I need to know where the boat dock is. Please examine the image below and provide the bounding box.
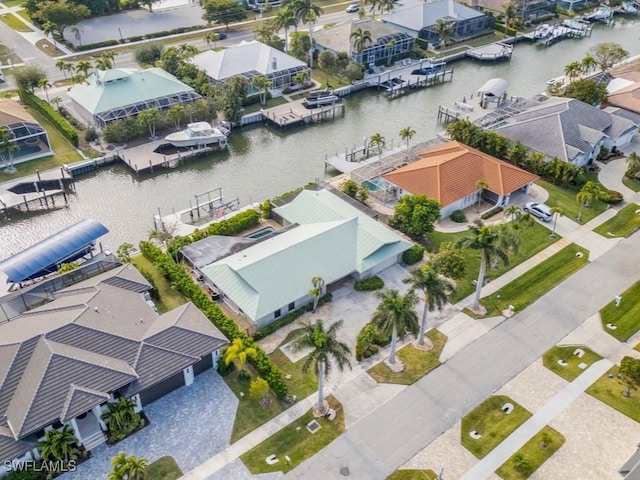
[522,21,592,46]
[466,42,513,61]
[0,168,74,219]
[262,98,345,128]
[117,139,220,174]
[361,59,454,97]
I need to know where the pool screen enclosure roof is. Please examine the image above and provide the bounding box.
[0,219,109,283]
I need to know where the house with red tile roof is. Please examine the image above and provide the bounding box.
[383,141,539,218]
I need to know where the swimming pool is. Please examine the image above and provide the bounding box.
[362,177,392,192]
[246,226,275,239]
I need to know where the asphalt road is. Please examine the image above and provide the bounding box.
[285,232,640,479]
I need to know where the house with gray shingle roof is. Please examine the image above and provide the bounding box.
[0,262,228,475]
[486,96,639,167]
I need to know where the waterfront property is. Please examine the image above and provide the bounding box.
[383,141,538,218]
[607,71,640,115]
[475,0,555,21]
[189,40,310,91]
[200,188,412,329]
[0,260,228,477]
[67,68,201,129]
[381,0,493,43]
[0,99,52,166]
[313,19,415,66]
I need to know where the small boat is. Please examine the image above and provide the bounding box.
[164,122,227,147]
[622,1,638,13]
[561,18,589,30]
[533,24,551,39]
[303,90,339,108]
[584,5,613,21]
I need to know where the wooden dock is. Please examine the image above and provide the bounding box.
[0,168,74,218]
[363,59,454,96]
[466,42,513,61]
[118,139,221,174]
[262,99,345,128]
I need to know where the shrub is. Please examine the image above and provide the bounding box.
[402,245,425,265]
[134,42,164,66]
[450,209,467,223]
[259,200,271,219]
[84,126,98,142]
[494,23,517,35]
[354,276,384,291]
[237,369,251,381]
[76,39,119,51]
[6,469,42,480]
[598,189,624,204]
[217,355,234,376]
[341,179,359,197]
[18,90,79,146]
[481,206,504,220]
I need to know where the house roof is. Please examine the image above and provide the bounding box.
[189,40,308,81]
[607,78,640,115]
[383,141,538,206]
[313,19,409,54]
[0,263,228,459]
[181,235,257,269]
[381,0,485,33]
[67,67,196,115]
[0,99,36,127]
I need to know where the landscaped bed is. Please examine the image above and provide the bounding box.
[461,395,532,459]
[476,244,589,318]
[623,177,640,193]
[147,456,183,480]
[386,469,439,479]
[131,255,187,313]
[495,426,565,480]
[599,280,640,342]
[537,176,607,224]
[542,345,603,382]
[240,395,344,474]
[593,203,640,238]
[367,329,447,385]
[587,366,640,423]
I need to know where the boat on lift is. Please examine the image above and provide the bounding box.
[164,122,228,147]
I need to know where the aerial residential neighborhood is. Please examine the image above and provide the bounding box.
[0,0,640,479]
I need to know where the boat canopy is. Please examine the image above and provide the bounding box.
[477,78,510,98]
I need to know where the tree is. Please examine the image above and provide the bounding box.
[563,61,582,82]
[108,452,148,480]
[254,20,280,48]
[292,319,351,414]
[33,0,90,37]
[475,178,488,212]
[504,204,521,222]
[292,0,323,68]
[580,53,597,74]
[385,38,396,65]
[37,425,79,464]
[14,64,47,93]
[50,96,63,111]
[309,276,325,312]
[204,32,220,50]
[134,42,164,66]
[513,453,531,474]
[70,24,81,45]
[350,27,372,62]
[589,42,629,72]
[274,6,296,52]
[167,105,186,130]
[404,263,453,346]
[456,220,519,312]
[0,127,19,172]
[369,132,385,157]
[432,19,454,57]
[75,60,92,79]
[252,76,271,107]
[42,20,58,48]
[249,377,271,405]
[502,1,518,31]
[432,241,466,280]
[56,59,71,78]
[620,356,640,397]
[318,50,337,87]
[202,0,247,29]
[563,78,608,106]
[550,206,564,238]
[137,108,161,139]
[102,397,141,437]
[102,50,116,68]
[388,194,441,239]
[289,31,311,62]
[626,152,640,179]
[372,289,419,364]
[223,337,257,369]
[576,181,601,222]
[399,126,415,152]
[116,243,134,263]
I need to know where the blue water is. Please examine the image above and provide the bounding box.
[246,226,275,239]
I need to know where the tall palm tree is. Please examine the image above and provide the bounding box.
[274,6,296,52]
[71,25,82,45]
[404,264,453,346]
[550,206,564,238]
[475,178,488,212]
[385,38,396,65]
[433,19,454,58]
[502,1,518,32]
[504,204,521,222]
[350,27,372,63]
[95,57,112,70]
[38,78,52,102]
[372,289,419,364]
[125,455,148,480]
[204,32,219,50]
[564,61,582,83]
[310,276,325,312]
[292,0,323,68]
[50,96,63,111]
[0,127,18,172]
[223,337,257,369]
[364,0,381,19]
[108,451,128,480]
[252,75,271,107]
[576,181,601,223]
[102,50,117,68]
[56,59,71,78]
[399,126,415,152]
[456,220,519,312]
[292,319,351,413]
[580,54,597,74]
[42,21,58,48]
[369,133,385,157]
[75,60,92,79]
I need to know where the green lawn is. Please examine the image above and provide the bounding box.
[622,177,640,193]
[477,244,589,318]
[36,39,66,58]
[428,222,558,303]
[600,280,640,342]
[130,255,187,313]
[0,12,32,32]
[386,469,439,480]
[242,96,289,115]
[16,8,30,23]
[367,329,446,385]
[542,345,603,382]
[587,366,640,422]
[269,347,317,405]
[2,0,25,7]
[537,177,607,224]
[495,426,565,480]
[594,204,640,238]
[240,396,344,474]
[461,395,532,459]
[147,456,183,480]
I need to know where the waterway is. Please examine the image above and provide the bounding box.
[1,19,639,259]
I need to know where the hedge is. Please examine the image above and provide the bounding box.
[139,240,288,398]
[450,209,467,223]
[481,206,504,220]
[18,90,79,147]
[354,276,384,291]
[402,245,425,265]
[494,23,517,36]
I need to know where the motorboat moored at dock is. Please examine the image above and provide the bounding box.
[164,122,228,148]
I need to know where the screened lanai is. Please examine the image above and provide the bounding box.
[0,99,52,165]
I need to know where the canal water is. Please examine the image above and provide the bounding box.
[1,19,639,259]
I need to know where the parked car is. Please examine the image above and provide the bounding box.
[523,202,552,222]
[217,32,227,40]
[346,4,359,12]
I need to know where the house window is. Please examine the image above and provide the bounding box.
[274,308,281,318]
[288,302,295,311]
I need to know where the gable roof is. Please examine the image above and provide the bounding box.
[313,19,410,54]
[382,0,485,32]
[0,99,36,127]
[190,40,307,81]
[383,141,538,206]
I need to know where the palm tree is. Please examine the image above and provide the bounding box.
[108,452,148,480]
[204,32,219,50]
[364,0,381,18]
[274,6,296,52]
[504,204,521,222]
[50,96,63,111]
[252,76,271,107]
[108,451,128,480]
[369,133,385,158]
[71,25,82,45]
[626,152,640,179]
[433,19,455,58]
[167,104,185,130]
[292,0,323,68]
[372,289,419,364]
[404,263,453,347]
[310,276,325,312]
[55,59,70,78]
[576,181,601,222]
[475,178,488,212]
[291,319,351,414]
[75,60,92,79]
[0,127,18,172]
[95,57,112,70]
[564,61,582,82]
[42,21,58,48]
[456,220,519,312]
[385,38,396,65]
[137,108,161,139]
[502,2,518,32]
[223,337,257,369]
[399,126,415,152]
[37,425,80,464]
[581,53,597,74]
[102,50,116,68]
[350,27,372,63]
[38,78,52,102]
[550,206,564,238]
[102,397,140,434]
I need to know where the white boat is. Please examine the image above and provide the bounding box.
[561,18,589,30]
[303,90,340,108]
[164,122,227,148]
[622,1,638,13]
[585,5,613,20]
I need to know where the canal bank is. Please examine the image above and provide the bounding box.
[0,19,638,259]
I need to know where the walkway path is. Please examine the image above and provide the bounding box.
[459,359,613,480]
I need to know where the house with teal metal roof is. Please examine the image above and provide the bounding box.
[67,68,201,128]
[201,189,412,328]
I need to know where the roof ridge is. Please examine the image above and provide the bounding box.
[60,384,108,421]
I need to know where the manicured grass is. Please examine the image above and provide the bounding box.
[537,176,607,224]
[311,67,350,89]
[600,280,640,342]
[240,395,344,474]
[2,0,25,7]
[495,426,565,480]
[0,12,32,32]
[542,345,603,382]
[147,456,183,480]
[242,95,289,115]
[594,204,640,238]
[587,365,640,423]
[130,255,187,313]
[16,9,30,23]
[386,469,438,480]
[428,222,557,303]
[623,177,640,193]
[461,395,532,459]
[477,244,589,318]
[269,347,317,405]
[367,329,446,385]
[35,39,65,58]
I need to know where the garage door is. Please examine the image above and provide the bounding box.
[139,370,186,406]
